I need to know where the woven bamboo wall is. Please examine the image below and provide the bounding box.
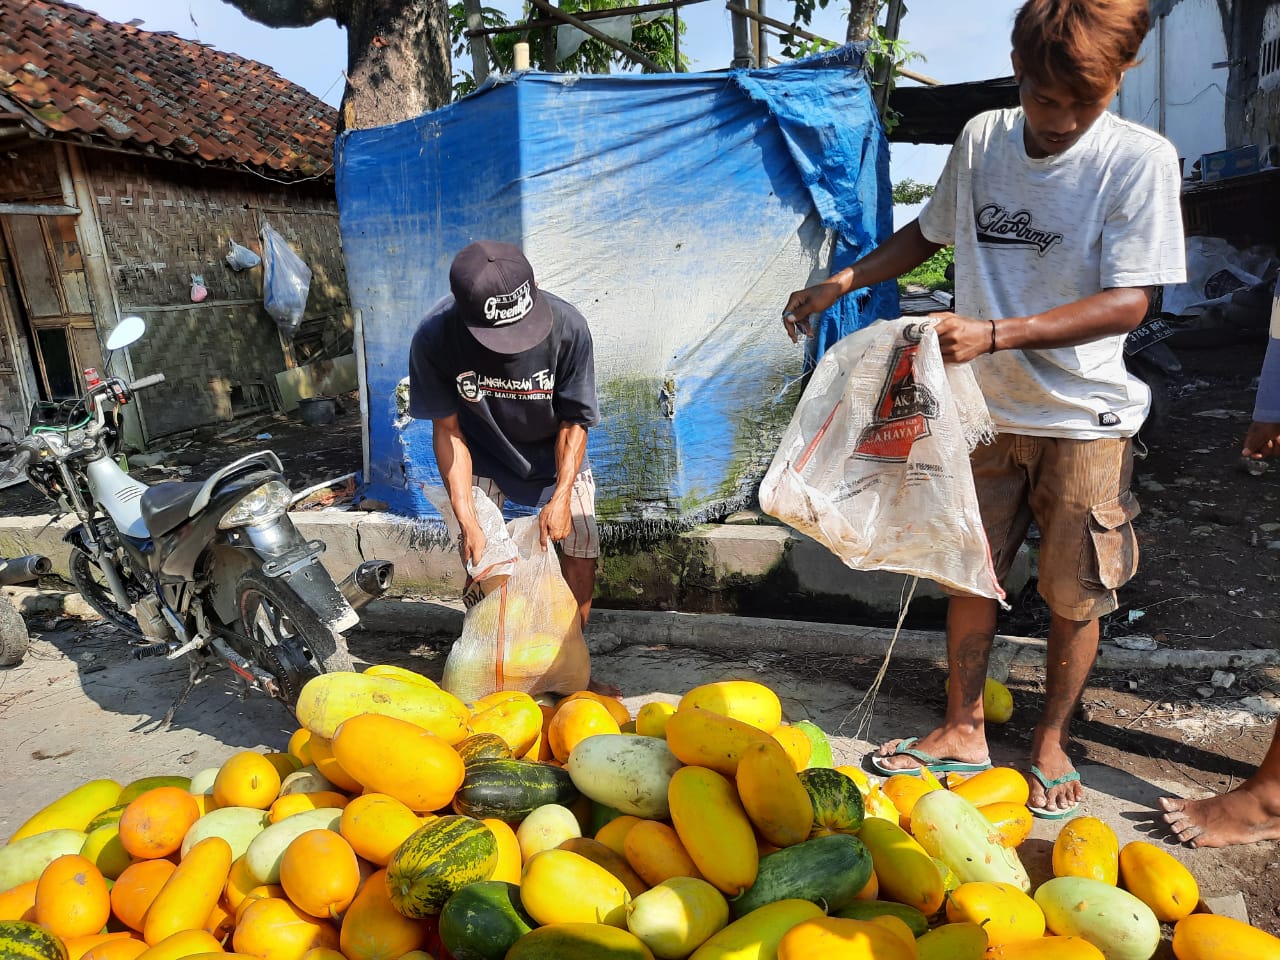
[85,152,353,438]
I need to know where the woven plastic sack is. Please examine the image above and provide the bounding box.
[424,484,519,606]
[442,516,590,702]
[760,319,1004,600]
[261,223,312,339]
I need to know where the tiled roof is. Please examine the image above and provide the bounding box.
[0,0,337,179]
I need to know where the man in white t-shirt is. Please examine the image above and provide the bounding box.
[783,0,1186,818]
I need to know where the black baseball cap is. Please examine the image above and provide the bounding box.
[449,240,553,355]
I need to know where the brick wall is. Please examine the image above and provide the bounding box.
[84,152,353,439]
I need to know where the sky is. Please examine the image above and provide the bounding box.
[74,0,1024,223]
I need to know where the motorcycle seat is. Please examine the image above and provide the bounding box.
[140,481,204,536]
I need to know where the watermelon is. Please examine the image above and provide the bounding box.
[731,833,872,918]
[439,880,534,960]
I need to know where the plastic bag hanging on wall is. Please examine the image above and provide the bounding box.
[226,239,261,271]
[261,223,312,339]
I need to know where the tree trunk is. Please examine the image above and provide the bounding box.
[846,0,879,43]
[340,0,452,128]
[221,0,452,129]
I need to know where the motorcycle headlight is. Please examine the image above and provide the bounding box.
[218,480,294,529]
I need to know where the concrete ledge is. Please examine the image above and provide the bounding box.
[355,599,1280,676]
[0,507,1031,621]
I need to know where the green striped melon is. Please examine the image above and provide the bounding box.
[452,759,579,823]
[455,733,514,767]
[0,920,69,960]
[798,767,864,835]
[386,815,498,917]
[84,804,127,834]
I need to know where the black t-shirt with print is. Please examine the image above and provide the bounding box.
[408,291,599,507]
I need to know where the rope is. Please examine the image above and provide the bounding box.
[837,574,918,740]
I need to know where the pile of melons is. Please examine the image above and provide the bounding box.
[1,669,1277,960]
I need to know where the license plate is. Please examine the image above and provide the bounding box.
[1124,318,1175,356]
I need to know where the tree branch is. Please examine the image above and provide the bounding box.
[219,0,338,29]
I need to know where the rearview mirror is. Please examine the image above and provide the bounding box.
[105,316,145,351]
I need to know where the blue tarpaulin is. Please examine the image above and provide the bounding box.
[337,45,896,539]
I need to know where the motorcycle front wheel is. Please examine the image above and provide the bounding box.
[236,569,354,704]
[69,549,144,640]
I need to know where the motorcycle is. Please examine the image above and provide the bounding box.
[1123,286,1182,444]
[0,317,392,715]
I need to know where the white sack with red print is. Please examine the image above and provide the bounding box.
[759,319,1004,600]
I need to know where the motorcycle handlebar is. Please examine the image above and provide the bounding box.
[0,448,32,482]
[128,373,166,390]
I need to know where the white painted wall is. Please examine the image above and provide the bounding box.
[1116,0,1229,175]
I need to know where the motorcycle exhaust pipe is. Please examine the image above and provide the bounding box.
[0,554,52,586]
[338,560,394,613]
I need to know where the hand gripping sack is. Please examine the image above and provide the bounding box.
[442,516,590,702]
[424,483,519,605]
[759,319,1004,600]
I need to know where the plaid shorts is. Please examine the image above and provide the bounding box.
[970,434,1139,621]
[473,467,599,559]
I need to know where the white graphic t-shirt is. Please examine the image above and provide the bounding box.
[918,108,1186,438]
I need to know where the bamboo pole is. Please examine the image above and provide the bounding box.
[465,0,707,37]
[525,0,665,71]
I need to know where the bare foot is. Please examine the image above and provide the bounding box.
[1028,737,1083,813]
[1159,788,1280,848]
[873,727,989,773]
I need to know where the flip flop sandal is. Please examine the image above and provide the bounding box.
[1027,765,1082,820]
[868,736,994,778]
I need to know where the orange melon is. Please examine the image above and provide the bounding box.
[233,897,339,960]
[339,869,430,960]
[110,859,178,932]
[279,830,361,919]
[35,854,111,940]
[118,788,201,860]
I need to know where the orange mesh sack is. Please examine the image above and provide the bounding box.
[442,516,590,702]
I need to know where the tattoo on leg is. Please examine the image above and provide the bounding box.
[954,633,991,704]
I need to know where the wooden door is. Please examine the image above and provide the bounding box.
[0,204,102,399]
